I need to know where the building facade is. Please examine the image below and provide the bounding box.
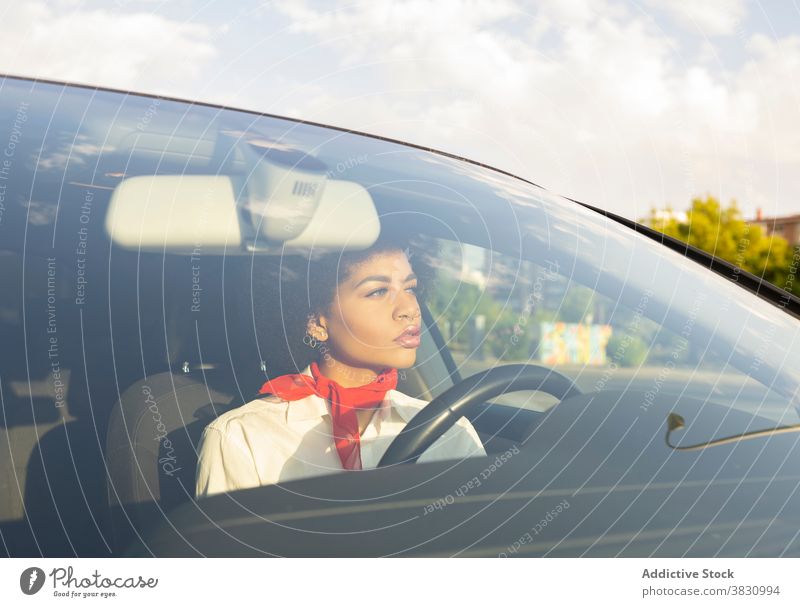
[751,209,800,246]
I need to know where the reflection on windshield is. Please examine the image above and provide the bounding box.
[3,75,798,414]
[373,153,800,412]
[425,233,799,427]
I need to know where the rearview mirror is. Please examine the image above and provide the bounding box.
[105,148,381,254]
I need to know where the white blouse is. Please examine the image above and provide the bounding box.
[195,365,487,498]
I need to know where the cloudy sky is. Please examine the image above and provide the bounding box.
[1,0,798,221]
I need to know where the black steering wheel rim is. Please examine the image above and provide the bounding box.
[378,363,582,467]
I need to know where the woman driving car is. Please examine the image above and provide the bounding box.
[195,229,486,497]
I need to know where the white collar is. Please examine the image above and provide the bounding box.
[265,364,425,424]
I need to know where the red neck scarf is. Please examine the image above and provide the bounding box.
[257,361,398,470]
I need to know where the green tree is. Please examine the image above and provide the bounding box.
[427,273,540,360]
[643,195,799,297]
[605,333,649,367]
[559,285,594,323]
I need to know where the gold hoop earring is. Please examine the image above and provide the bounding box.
[305,328,327,345]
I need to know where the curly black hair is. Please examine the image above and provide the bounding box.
[243,227,439,377]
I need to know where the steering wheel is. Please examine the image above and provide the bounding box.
[377,363,583,467]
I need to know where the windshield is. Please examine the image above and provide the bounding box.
[2,76,800,557]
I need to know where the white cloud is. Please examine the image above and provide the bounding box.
[738,33,800,162]
[0,2,216,90]
[249,0,800,220]
[645,0,747,36]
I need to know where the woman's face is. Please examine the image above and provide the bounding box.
[313,249,422,376]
